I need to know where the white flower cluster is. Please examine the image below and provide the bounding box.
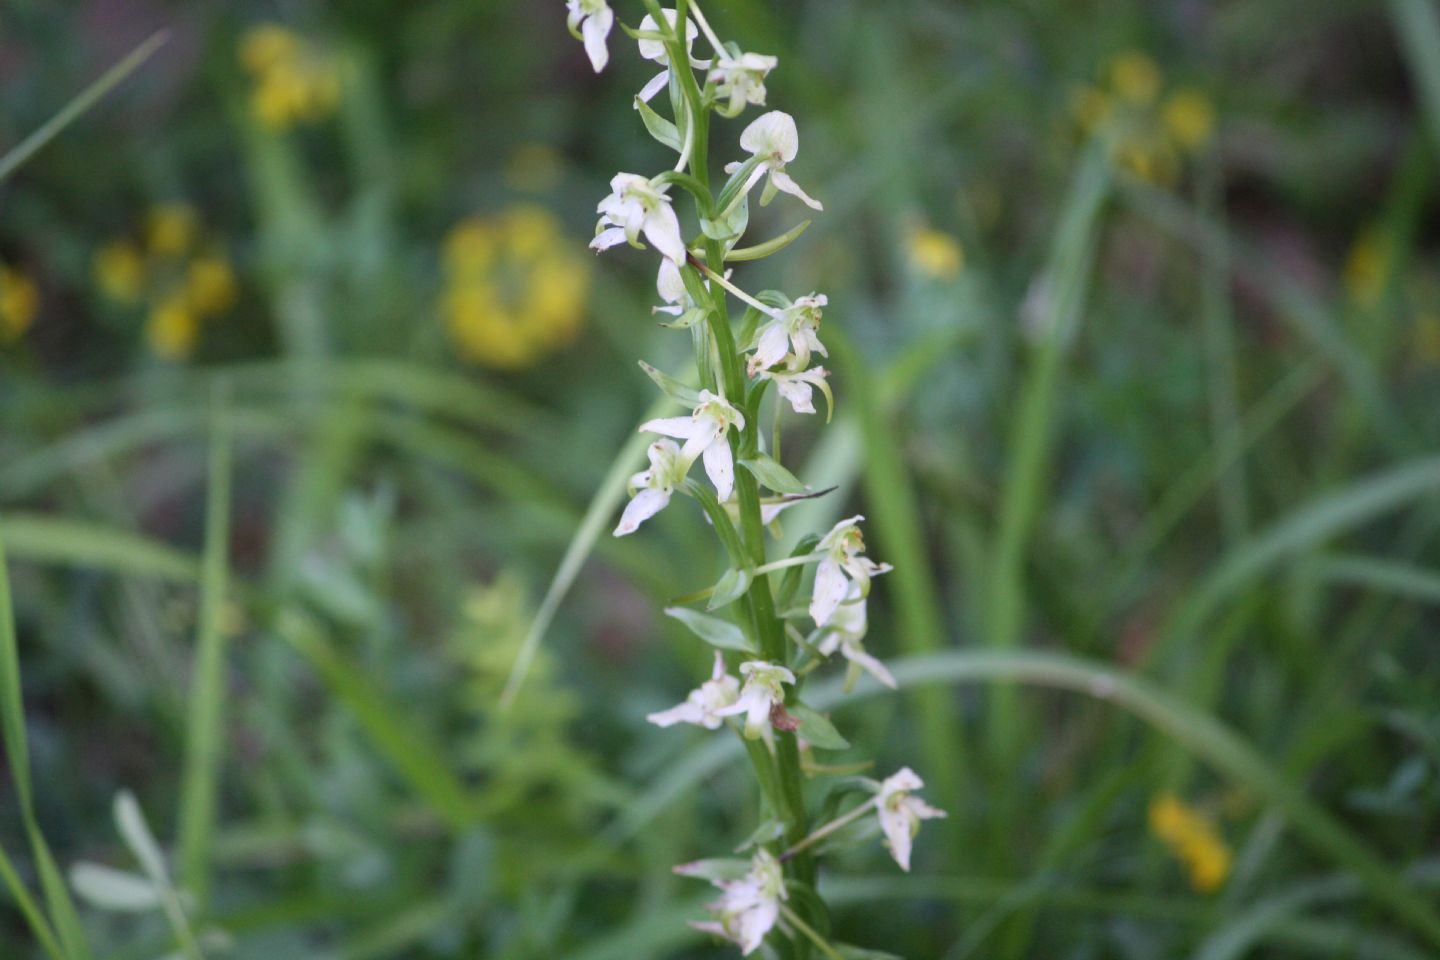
[566,3,942,954]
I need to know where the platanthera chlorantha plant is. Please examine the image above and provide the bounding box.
[567,1,946,955]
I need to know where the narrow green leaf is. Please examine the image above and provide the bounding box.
[0,31,169,183]
[726,220,812,262]
[0,519,94,958]
[282,614,477,830]
[500,389,681,709]
[707,567,754,611]
[634,96,683,151]
[664,606,755,653]
[790,703,850,751]
[741,455,808,495]
[639,360,702,407]
[177,391,234,912]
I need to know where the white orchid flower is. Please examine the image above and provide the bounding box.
[715,660,795,739]
[684,849,786,955]
[708,50,778,116]
[635,10,706,103]
[647,651,740,729]
[817,582,895,690]
[592,173,687,264]
[725,111,823,211]
[614,438,689,536]
[747,293,827,376]
[810,515,892,627]
[565,0,614,72]
[759,364,831,417]
[875,767,947,872]
[639,390,745,501]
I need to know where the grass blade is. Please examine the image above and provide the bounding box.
[499,391,673,709]
[1,514,200,583]
[0,30,169,183]
[176,389,235,913]
[0,520,93,958]
[1390,0,1440,154]
[279,614,478,831]
[604,650,1440,947]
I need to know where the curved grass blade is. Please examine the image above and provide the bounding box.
[1156,454,1440,665]
[602,650,1440,947]
[499,392,673,709]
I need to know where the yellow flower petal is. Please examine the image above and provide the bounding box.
[147,296,200,360]
[0,266,38,342]
[94,241,147,304]
[146,204,199,257]
[1163,89,1216,152]
[1109,50,1161,106]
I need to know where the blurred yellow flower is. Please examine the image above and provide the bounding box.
[1109,51,1161,106]
[1114,137,1179,189]
[442,206,589,370]
[240,23,341,131]
[1069,84,1112,134]
[506,143,565,193]
[0,266,38,343]
[906,226,964,281]
[1149,792,1232,893]
[1077,53,1214,188]
[185,256,239,315]
[1344,226,1390,308]
[147,295,200,360]
[94,241,146,304]
[146,204,198,257]
[96,209,239,360]
[1162,89,1215,152]
[1415,312,1440,364]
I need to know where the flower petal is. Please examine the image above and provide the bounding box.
[703,436,735,501]
[614,487,671,536]
[809,558,848,626]
[769,169,823,211]
[581,7,612,71]
[878,804,915,872]
[643,201,688,264]
[637,68,670,104]
[740,110,799,162]
[646,699,704,727]
[638,416,696,439]
[590,226,628,253]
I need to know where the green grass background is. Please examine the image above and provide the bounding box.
[1,0,1439,956]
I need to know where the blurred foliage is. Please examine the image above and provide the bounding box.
[1,0,1440,958]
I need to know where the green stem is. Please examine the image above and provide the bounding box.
[780,904,844,960]
[780,798,876,862]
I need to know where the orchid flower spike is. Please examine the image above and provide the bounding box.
[875,767,947,871]
[708,50,778,117]
[810,515,893,627]
[639,390,745,501]
[636,9,707,104]
[682,849,786,955]
[817,581,896,689]
[747,293,828,376]
[565,0,613,72]
[726,111,823,211]
[614,438,690,536]
[647,651,741,729]
[715,660,795,739]
[592,173,687,264]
